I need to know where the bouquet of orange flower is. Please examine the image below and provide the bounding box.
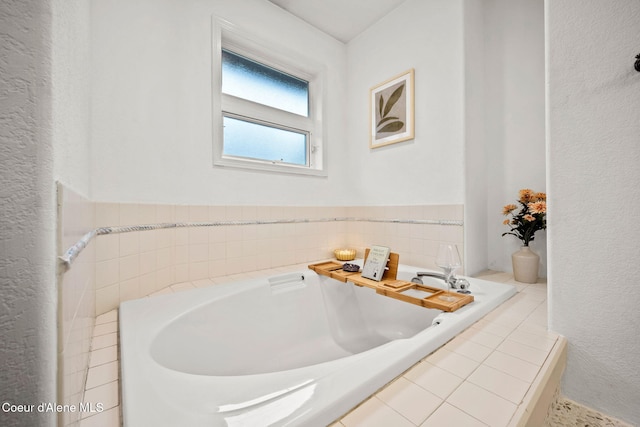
[502,189,547,246]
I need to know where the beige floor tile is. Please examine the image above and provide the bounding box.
[404,361,464,400]
[79,407,120,427]
[425,348,479,379]
[497,339,549,366]
[499,304,538,321]
[471,318,517,338]
[377,377,442,425]
[85,361,119,390]
[420,402,487,427]
[448,382,517,427]
[474,271,513,282]
[89,345,118,368]
[341,397,414,427]
[81,380,119,417]
[515,322,556,339]
[483,351,540,383]
[467,365,531,405]
[458,327,504,349]
[91,332,117,351]
[93,321,117,337]
[506,328,557,353]
[445,336,493,363]
[95,310,118,325]
[480,310,523,328]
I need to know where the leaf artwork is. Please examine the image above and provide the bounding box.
[376,83,405,135]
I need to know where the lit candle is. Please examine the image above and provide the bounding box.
[334,249,356,261]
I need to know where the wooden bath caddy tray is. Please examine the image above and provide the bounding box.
[308,250,473,312]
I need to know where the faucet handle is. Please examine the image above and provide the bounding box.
[453,278,471,293]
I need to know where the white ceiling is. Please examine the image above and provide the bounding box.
[267,0,408,43]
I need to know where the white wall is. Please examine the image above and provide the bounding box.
[0,1,57,426]
[484,0,546,275]
[52,0,92,197]
[89,0,546,277]
[90,0,349,206]
[345,0,545,276]
[346,0,465,206]
[546,0,640,424]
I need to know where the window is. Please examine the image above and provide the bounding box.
[212,19,326,175]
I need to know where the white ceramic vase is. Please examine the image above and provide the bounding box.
[512,246,539,284]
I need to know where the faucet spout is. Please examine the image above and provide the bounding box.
[411,271,470,292]
[415,271,448,282]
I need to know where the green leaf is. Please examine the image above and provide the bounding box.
[377,116,399,127]
[383,84,404,117]
[378,95,383,117]
[378,120,404,133]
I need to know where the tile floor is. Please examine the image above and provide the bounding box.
[78,266,556,427]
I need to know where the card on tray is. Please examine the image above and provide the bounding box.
[361,245,390,281]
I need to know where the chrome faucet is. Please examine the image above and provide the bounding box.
[411,271,471,293]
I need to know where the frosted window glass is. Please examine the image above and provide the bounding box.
[223,116,307,166]
[222,49,309,117]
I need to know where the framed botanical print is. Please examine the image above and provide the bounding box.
[369,69,415,148]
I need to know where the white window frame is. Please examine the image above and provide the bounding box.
[211,17,327,176]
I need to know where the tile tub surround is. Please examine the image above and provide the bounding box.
[90,203,464,315]
[80,267,572,427]
[57,184,96,427]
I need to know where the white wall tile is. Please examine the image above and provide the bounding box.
[188,228,208,245]
[119,231,139,257]
[119,203,139,226]
[119,278,140,302]
[96,234,119,261]
[175,228,188,245]
[174,263,188,283]
[174,205,189,222]
[209,206,225,221]
[119,254,139,282]
[189,261,209,281]
[139,230,157,253]
[138,203,157,224]
[96,284,119,315]
[189,244,208,263]
[95,203,120,227]
[139,272,157,297]
[156,204,174,223]
[95,259,119,289]
[189,205,209,222]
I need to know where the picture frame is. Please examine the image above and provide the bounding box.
[369,69,415,148]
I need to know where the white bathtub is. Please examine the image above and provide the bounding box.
[120,263,515,426]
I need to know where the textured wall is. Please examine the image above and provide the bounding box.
[52,0,92,197]
[547,0,640,424]
[0,0,57,426]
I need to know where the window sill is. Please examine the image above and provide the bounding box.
[214,156,327,177]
